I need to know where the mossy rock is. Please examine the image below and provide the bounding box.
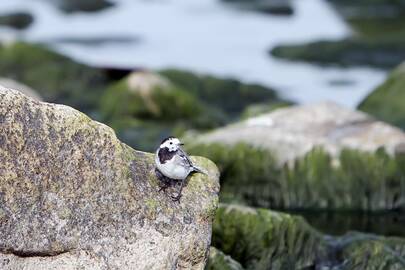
[205,247,244,270]
[51,0,114,13]
[0,12,33,30]
[188,143,405,211]
[0,42,109,112]
[271,38,405,69]
[211,204,325,270]
[100,72,219,126]
[159,69,285,118]
[358,62,405,130]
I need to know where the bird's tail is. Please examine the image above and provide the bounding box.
[192,165,208,175]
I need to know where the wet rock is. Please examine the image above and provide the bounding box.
[205,247,244,270]
[0,88,220,269]
[0,12,33,30]
[359,62,405,130]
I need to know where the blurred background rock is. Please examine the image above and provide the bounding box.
[1,0,405,269]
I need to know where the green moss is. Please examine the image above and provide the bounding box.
[358,63,405,130]
[188,143,405,211]
[0,42,109,112]
[212,204,324,270]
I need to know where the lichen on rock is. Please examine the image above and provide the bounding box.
[0,87,220,269]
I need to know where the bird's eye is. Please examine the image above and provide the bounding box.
[170,142,173,145]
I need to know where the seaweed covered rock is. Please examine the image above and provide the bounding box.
[211,204,325,270]
[0,12,33,30]
[341,233,405,269]
[271,0,405,68]
[359,62,405,130]
[48,0,114,13]
[100,71,224,151]
[220,0,293,15]
[0,88,220,270]
[188,103,405,210]
[0,42,109,112]
[159,69,286,119]
[271,39,405,69]
[205,247,244,270]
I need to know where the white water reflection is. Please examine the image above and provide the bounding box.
[0,0,386,107]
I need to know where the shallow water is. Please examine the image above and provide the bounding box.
[0,0,387,108]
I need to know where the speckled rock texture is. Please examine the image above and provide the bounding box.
[0,87,220,270]
[196,101,405,165]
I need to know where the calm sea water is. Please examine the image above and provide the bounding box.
[0,0,387,108]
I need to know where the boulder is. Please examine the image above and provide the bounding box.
[195,102,405,165]
[188,103,405,211]
[211,204,325,270]
[0,12,33,30]
[359,62,405,130]
[0,87,220,269]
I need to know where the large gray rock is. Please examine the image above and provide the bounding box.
[0,87,220,269]
[196,101,405,165]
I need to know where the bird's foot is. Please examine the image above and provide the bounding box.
[171,193,182,203]
[155,168,173,192]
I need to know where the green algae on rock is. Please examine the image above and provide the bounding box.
[359,62,405,130]
[159,69,284,119]
[0,12,33,30]
[0,87,220,270]
[211,204,325,270]
[205,247,244,270]
[0,42,109,112]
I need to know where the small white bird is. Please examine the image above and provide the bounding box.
[155,136,205,201]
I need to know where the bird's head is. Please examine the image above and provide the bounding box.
[160,136,184,152]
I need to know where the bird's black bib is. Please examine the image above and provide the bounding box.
[158,147,177,164]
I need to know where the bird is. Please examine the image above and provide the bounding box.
[155,136,205,202]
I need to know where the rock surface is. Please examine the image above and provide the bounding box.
[195,101,405,165]
[0,87,220,270]
[0,12,33,30]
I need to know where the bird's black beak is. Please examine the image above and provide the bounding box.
[180,143,185,146]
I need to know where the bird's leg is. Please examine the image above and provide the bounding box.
[171,177,186,202]
[155,168,172,192]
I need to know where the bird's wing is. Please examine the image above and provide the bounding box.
[175,148,193,168]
